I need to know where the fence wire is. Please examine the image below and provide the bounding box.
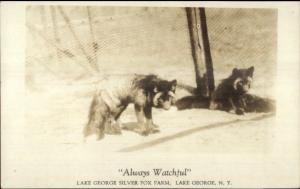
[26,6,277,89]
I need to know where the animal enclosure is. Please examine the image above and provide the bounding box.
[25,6,277,153]
[26,6,277,98]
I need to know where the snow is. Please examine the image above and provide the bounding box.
[24,82,275,154]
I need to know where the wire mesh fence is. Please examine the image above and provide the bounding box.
[26,5,277,96]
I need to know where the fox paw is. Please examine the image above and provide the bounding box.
[150,128,160,134]
[139,129,150,136]
[96,129,105,140]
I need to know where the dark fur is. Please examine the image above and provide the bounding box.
[242,93,276,113]
[176,67,275,114]
[176,95,210,110]
[84,74,177,140]
[133,74,176,107]
[210,66,254,115]
[176,93,275,113]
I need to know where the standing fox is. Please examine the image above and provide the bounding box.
[84,74,177,140]
[209,66,255,115]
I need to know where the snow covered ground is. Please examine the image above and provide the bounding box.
[24,81,275,154]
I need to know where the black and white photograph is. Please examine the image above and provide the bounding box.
[1,2,299,188]
[25,5,277,151]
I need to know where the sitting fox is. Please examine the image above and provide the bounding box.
[84,74,177,140]
[209,66,254,115]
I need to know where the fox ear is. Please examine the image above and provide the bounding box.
[247,66,254,77]
[170,79,177,91]
[232,68,238,75]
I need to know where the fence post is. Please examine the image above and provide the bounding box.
[186,7,215,97]
[199,8,215,96]
[186,7,203,94]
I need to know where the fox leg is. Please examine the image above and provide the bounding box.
[134,104,150,136]
[144,106,160,133]
[228,97,238,114]
[229,97,245,115]
[235,98,246,115]
[106,105,127,135]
